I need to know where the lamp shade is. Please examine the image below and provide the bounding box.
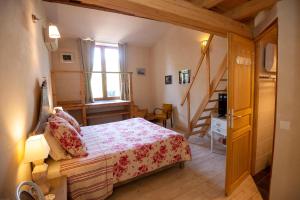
[48,24,61,39]
[24,135,50,164]
[200,40,208,51]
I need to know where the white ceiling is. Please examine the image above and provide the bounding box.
[43,2,173,47]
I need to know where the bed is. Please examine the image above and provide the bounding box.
[50,118,191,199]
[35,81,191,200]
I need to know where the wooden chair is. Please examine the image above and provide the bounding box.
[152,104,173,128]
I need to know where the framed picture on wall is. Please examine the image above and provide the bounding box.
[60,52,74,63]
[179,69,191,84]
[165,75,172,84]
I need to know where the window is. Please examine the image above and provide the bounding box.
[91,45,121,100]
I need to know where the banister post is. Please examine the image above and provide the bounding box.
[187,92,191,136]
[206,46,211,94]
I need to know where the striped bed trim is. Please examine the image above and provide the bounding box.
[60,142,114,200]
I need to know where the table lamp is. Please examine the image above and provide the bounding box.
[24,134,50,194]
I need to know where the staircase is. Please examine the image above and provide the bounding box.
[191,73,227,136]
[181,34,227,138]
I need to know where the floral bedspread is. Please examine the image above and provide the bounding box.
[60,118,191,200]
[81,118,192,183]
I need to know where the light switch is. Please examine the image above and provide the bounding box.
[279,121,290,130]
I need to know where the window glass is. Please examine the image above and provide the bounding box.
[105,48,120,97]
[91,47,103,98]
[91,46,121,99]
[93,47,101,71]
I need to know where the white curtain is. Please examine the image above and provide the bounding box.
[80,39,95,103]
[118,43,129,100]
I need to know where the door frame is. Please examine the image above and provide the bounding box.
[251,20,278,176]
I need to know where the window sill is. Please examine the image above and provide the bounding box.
[85,99,131,108]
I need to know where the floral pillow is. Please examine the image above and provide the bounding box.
[54,109,82,135]
[48,116,88,157]
[43,122,72,161]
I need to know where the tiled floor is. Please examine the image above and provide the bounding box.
[108,134,262,200]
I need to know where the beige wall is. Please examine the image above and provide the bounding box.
[150,26,227,129]
[127,45,152,109]
[0,0,51,198]
[270,0,300,199]
[52,39,152,109]
[52,38,82,103]
[254,26,277,174]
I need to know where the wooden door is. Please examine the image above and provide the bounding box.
[225,33,255,195]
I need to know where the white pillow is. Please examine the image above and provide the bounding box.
[43,123,72,161]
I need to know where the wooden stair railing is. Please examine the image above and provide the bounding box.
[181,34,214,106]
[191,55,227,126]
[180,34,213,134]
[193,85,228,136]
[182,54,227,137]
[190,55,227,136]
[180,33,228,138]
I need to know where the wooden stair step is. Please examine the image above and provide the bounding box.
[198,116,210,120]
[208,99,218,103]
[191,130,207,136]
[194,123,210,128]
[214,89,227,93]
[204,107,217,112]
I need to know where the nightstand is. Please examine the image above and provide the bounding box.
[47,176,67,200]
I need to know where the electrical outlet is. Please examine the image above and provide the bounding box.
[279,121,290,130]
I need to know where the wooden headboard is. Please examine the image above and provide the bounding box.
[32,80,52,135]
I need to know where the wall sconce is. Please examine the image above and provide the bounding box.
[201,40,208,52]
[32,14,40,23]
[44,24,60,51]
[32,13,61,51]
[48,24,61,39]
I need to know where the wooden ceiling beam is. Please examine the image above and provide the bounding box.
[44,0,252,38]
[225,0,277,21]
[190,0,225,9]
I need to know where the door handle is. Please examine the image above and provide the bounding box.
[228,111,247,128]
[233,113,248,118]
[233,115,242,118]
[228,109,234,128]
